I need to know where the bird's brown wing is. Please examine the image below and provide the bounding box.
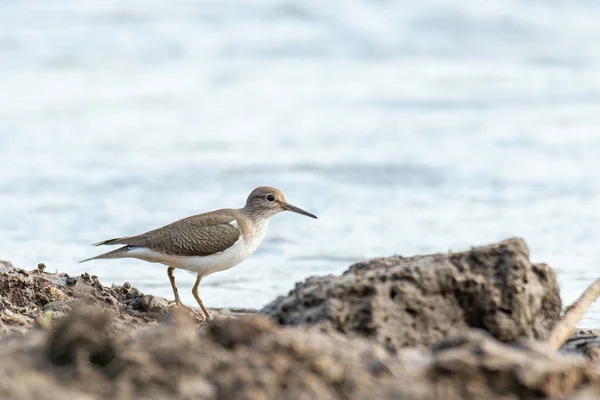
[94,211,242,257]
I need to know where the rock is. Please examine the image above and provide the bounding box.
[0,308,598,400]
[0,308,419,400]
[375,329,598,400]
[426,330,596,399]
[0,236,598,400]
[46,306,120,375]
[0,264,242,335]
[261,238,562,350]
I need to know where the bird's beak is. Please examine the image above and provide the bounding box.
[282,202,317,219]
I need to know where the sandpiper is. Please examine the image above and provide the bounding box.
[79,186,316,320]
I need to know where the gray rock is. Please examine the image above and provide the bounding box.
[262,238,562,349]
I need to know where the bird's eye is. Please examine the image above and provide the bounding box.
[266,194,275,202]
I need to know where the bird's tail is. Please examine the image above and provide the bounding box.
[91,237,130,246]
[79,246,130,263]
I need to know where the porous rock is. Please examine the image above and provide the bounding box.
[374,329,598,400]
[0,307,597,400]
[0,261,257,337]
[0,264,172,336]
[261,238,562,349]
[0,307,422,400]
[426,330,596,399]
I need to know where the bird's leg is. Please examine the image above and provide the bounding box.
[167,268,201,318]
[167,267,183,306]
[192,276,212,320]
[167,267,195,315]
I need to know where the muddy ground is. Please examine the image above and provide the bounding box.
[1,238,600,399]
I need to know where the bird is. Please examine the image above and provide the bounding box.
[79,186,317,320]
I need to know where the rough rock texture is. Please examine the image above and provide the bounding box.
[424,330,596,400]
[0,237,598,399]
[0,308,597,400]
[375,329,599,400]
[0,307,418,400]
[0,262,252,336]
[262,238,562,350]
[0,261,169,336]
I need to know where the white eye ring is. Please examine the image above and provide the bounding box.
[266,194,275,202]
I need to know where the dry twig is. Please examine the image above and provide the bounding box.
[548,278,600,350]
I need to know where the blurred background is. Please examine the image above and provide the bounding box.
[1,1,600,324]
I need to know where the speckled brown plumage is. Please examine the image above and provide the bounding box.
[80,186,317,319]
[93,210,241,256]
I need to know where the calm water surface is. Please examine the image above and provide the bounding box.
[2,1,600,325]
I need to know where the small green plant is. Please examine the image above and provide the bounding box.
[37,310,54,329]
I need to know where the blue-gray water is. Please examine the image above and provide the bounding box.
[1,1,600,325]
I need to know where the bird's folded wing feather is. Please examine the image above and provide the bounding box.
[96,213,242,257]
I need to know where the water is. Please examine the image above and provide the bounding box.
[1,0,600,325]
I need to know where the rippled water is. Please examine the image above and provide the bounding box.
[2,1,600,325]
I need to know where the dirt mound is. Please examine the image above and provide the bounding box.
[0,307,597,400]
[261,238,562,350]
[0,307,416,399]
[425,330,596,399]
[0,261,172,335]
[0,262,251,337]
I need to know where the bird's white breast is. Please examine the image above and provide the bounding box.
[124,219,269,278]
